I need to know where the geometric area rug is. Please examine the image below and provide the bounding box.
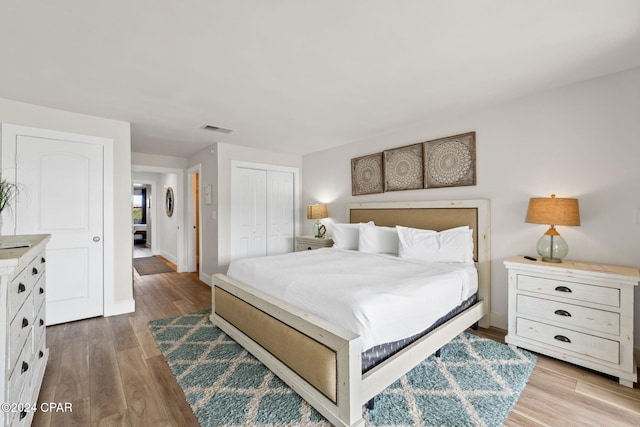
[149,309,536,427]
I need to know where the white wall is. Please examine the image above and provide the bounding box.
[0,97,134,314]
[188,146,217,284]
[302,67,640,343]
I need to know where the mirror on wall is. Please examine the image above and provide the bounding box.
[165,187,174,217]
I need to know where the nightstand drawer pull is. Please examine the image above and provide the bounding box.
[19,410,27,420]
[554,335,571,343]
[21,361,29,374]
[22,317,29,328]
[32,267,38,275]
[554,309,572,317]
[554,286,572,293]
[18,283,26,293]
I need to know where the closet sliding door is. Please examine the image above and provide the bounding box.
[230,162,297,263]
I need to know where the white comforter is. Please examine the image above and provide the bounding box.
[226,248,478,351]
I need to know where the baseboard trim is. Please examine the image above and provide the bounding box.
[199,272,212,287]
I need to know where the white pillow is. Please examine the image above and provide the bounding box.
[330,222,373,250]
[358,222,399,254]
[397,225,474,263]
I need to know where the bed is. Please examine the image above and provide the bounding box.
[210,200,490,427]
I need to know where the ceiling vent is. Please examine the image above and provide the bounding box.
[201,124,233,134]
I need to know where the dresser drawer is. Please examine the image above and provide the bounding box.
[517,295,620,336]
[8,334,34,403]
[8,296,34,371]
[34,301,46,351]
[34,276,46,312]
[8,267,32,319]
[517,318,619,364]
[517,274,619,307]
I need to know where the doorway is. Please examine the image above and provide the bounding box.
[187,165,201,274]
[1,124,112,325]
[132,183,152,258]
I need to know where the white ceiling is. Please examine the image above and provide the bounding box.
[1,1,639,158]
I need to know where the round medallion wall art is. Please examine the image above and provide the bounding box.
[383,143,423,191]
[427,140,472,185]
[350,132,476,195]
[424,132,476,188]
[351,153,384,195]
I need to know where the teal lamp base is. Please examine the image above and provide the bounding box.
[536,228,568,263]
[312,221,326,238]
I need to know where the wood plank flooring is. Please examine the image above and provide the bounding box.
[32,265,639,426]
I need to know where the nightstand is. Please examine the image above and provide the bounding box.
[295,236,334,251]
[504,256,639,387]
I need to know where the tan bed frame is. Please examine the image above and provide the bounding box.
[211,200,491,426]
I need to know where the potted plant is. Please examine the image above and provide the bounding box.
[0,177,18,215]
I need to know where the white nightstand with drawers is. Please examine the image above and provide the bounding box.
[295,236,334,252]
[504,256,639,387]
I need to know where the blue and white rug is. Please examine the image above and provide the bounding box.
[149,309,536,427]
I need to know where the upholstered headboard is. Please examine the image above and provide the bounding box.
[350,207,479,261]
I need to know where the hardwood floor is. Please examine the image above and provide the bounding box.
[32,265,639,426]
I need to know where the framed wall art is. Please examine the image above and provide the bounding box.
[351,153,384,196]
[424,132,476,188]
[384,143,423,192]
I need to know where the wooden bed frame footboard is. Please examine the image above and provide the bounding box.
[211,274,487,427]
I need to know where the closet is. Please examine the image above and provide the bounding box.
[230,162,296,262]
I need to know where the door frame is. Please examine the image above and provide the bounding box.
[131,164,185,272]
[1,123,115,316]
[187,164,202,274]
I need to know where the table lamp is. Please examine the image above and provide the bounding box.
[307,204,328,238]
[525,194,580,263]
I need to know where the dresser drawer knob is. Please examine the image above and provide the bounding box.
[19,410,27,420]
[39,319,44,326]
[554,309,572,317]
[32,267,38,275]
[307,246,312,250]
[18,283,26,293]
[39,287,44,294]
[21,361,29,374]
[39,350,44,359]
[22,317,29,328]
[41,256,46,264]
[554,286,572,293]
[554,335,571,343]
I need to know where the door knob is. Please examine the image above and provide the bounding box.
[93,236,101,242]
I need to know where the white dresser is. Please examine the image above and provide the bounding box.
[504,256,639,387]
[0,235,50,426]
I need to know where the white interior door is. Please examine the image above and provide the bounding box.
[267,170,294,255]
[14,135,104,325]
[231,167,267,261]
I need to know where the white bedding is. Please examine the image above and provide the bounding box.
[226,248,478,352]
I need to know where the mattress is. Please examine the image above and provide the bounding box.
[226,248,478,352]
